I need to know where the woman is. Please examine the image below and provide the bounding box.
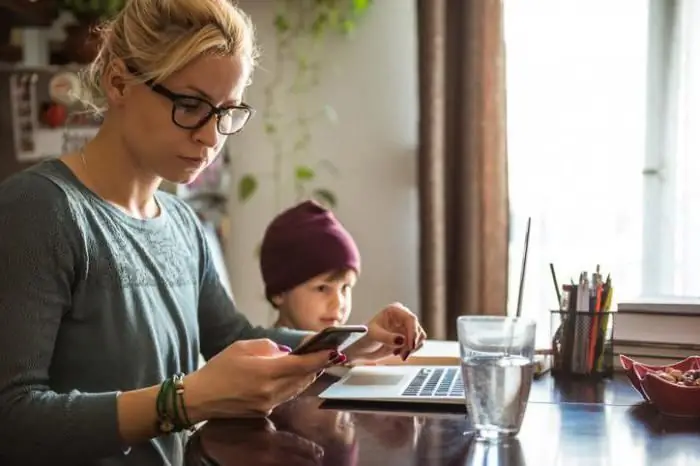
[0,1,426,465]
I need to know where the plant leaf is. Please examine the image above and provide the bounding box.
[274,13,290,33]
[313,188,337,208]
[238,175,257,202]
[264,122,276,134]
[354,0,370,10]
[295,165,315,181]
[341,19,355,34]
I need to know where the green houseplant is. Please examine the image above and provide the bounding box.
[58,0,125,64]
[58,0,125,23]
[236,0,373,212]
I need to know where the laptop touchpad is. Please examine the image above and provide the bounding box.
[342,373,405,386]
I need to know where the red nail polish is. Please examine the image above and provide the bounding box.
[333,353,347,365]
[394,336,405,345]
[393,348,401,356]
[278,344,292,353]
[329,351,339,361]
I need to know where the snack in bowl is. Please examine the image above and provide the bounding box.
[619,354,699,400]
[619,355,700,417]
[653,367,700,387]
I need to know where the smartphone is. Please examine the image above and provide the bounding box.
[290,325,368,355]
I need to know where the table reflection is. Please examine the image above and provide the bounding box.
[465,438,525,466]
[199,417,324,466]
[187,374,700,466]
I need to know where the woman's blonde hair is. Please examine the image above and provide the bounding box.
[80,0,258,115]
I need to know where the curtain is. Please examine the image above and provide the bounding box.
[416,0,510,340]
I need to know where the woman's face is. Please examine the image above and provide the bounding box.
[110,53,251,184]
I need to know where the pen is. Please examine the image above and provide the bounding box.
[595,276,614,372]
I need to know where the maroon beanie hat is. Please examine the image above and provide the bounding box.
[260,200,361,299]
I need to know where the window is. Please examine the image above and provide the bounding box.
[656,0,700,297]
[503,0,649,346]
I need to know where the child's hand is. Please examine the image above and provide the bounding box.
[344,303,427,363]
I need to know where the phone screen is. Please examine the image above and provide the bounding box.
[290,325,367,355]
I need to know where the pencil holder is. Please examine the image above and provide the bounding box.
[550,310,614,378]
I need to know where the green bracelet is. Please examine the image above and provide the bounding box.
[155,373,193,434]
[173,373,193,428]
[156,378,175,434]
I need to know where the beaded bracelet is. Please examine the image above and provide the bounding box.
[173,373,192,427]
[156,373,193,434]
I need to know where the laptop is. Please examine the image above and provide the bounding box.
[319,217,533,406]
[319,364,466,405]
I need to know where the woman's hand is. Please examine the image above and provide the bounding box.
[345,303,427,363]
[184,339,345,420]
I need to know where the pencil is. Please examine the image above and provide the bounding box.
[549,263,562,309]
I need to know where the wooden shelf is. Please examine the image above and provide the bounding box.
[0,45,22,63]
[0,0,59,27]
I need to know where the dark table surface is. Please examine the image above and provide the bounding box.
[185,372,700,466]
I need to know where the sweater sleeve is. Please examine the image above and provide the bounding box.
[0,174,124,465]
[195,223,311,360]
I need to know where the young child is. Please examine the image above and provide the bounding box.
[260,200,361,332]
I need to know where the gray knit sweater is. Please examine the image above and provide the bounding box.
[0,160,308,465]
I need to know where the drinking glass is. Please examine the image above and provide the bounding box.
[457,316,537,441]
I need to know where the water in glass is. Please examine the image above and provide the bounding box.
[457,316,536,441]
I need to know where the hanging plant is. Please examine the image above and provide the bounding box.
[236,0,373,212]
[57,0,126,64]
[58,0,124,23]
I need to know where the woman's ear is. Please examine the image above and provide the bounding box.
[101,59,131,107]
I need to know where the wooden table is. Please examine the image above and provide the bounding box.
[185,373,700,466]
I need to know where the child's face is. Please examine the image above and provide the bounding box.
[274,269,357,332]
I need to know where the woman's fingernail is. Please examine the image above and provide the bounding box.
[329,351,339,361]
[278,344,292,353]
[402,351,410,361]
[393,348,401,356]
[394,336,405,345]
[332,353,348,365]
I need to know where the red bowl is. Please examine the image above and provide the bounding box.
[619,355,700,417]
[618,355,698,400]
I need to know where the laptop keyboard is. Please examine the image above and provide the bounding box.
[401,367,464,398]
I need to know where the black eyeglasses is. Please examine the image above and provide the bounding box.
[127,66,254,135]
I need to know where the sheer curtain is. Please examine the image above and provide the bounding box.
[503,0,649,346]
[669,0,700,297]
